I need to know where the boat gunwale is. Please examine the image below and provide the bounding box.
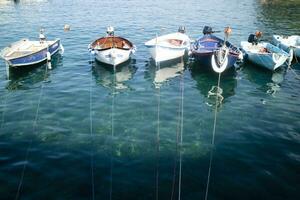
[4,39,60,61]
[89,36,134,51]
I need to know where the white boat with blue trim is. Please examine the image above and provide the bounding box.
[145,27,191,63]
[0,30,63,68]
[272,35,300,58]
[241,41,291,71]
[241,32,292,71]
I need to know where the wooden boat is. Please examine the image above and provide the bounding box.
[0,30,63,68]
[241,41,291,71]
[190,26,241,72]
[272,35,300,58]
[145,27,190,63]
[88,26,135,66]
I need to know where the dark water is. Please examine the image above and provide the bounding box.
[0,0,300,199]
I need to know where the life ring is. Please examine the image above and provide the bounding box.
[211,48,228,73]
[193,42,198,50]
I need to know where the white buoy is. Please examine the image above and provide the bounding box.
[288,47,294,67]
[64,24,71,32]
[59,44,64,55]
[5,62,9,79]
[47,52,52,69]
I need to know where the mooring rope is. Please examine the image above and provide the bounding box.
[170,76,182,200]
[155,61,161,200]
[205,73,222,200]
[0,92,9,131]
[110,66,116,200]
[177,64,184,200]
[90,66,95,200]
[15,64,49,200]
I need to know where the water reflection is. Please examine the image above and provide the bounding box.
[189,62,237,105]
[92,60,137,90]
[144,57,186,88]
[256,0,300,35]
[242,63,286,96]
[5,55,62,91]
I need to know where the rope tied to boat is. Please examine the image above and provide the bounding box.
[155,61,161,200]
[15,62,50,200]
[89,64,95,200]
[205,72,222,200]
[286,46,300,80]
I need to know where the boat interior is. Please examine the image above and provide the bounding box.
[91,37,133,50]
[3,40,52,59]
[165,39,183,46]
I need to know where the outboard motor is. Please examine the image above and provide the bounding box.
[248,31,262,45]
[106,26,114,36]
[203,26,213,35]
[248,34,258,45]
[178,26,186,34]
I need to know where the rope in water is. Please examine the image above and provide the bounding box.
[155,61,161,200]
[110,66,116,200]
[178,64,184,200]
[90,66,95,200]
[15,64,49,200]
[204,73,222,200]
[288,66,300,80]
[170,72,183,200]
[0,92,9,130]
[286,49,300,80]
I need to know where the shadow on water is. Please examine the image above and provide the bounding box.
[5,54,63,91]
[189,61,237,104]
[242,62,286,95]
[92,59,137,91]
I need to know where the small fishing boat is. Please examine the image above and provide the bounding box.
[272,35,300,58]
[241,32,292,71]
[190,26,241,73]
[88,26,135,66]
[0,30,63,68]
[145,26,190,63]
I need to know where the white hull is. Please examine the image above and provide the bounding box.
[241,41,289,71]
[273,35,300,58]
[148,46,185,62]
[145,32,190,63]
[95,48,132,66]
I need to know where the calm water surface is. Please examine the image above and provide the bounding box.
[0,0,300,199]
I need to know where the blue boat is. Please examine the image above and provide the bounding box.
[0,32,63,68]
[190,26,241,72]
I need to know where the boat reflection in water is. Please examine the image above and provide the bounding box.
[5,54,63,91]
[145,57,186,88]
[242,62,286,96]
[92,59,137,90]
[189,61,237,106]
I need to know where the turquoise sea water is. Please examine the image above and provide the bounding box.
[0,0,299,199]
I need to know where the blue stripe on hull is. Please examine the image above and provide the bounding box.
[9,40,60,67]
[191,34,239,71]
[192,52,238,70]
